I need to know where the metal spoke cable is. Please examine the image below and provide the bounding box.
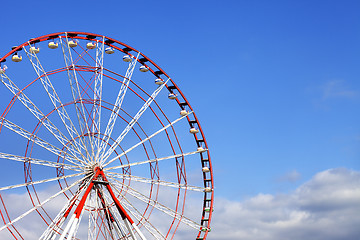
[39,177,92,240]
[60,34,95,162]
[92,37,105,154]
[0,172,83,191]
[0,152,82,171]
[106,171,205,192]
[100,78,170,164]
[102,111,192,168]
[0,117,84,168]
[109,182,166,240]
[97,52,140,160]
[102,191,146,240]
[0,73,83,163]
[109,177,202,231]
[23,45,89,162]
[105,148,202,172]
[0,176,87,233]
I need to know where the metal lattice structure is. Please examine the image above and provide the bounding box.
[0,32,214,240]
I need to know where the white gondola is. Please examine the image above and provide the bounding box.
[0,65,8,74]
[86,42,96,49]
[168,93,177,99]
[12,53,22,62]
[190,127,199,134]
[201,227,211,232]
[139,65,149,72]
[202,167,210,172]
[155,78,164,85]
[29,46,40,54]
[123,55,132,62]
[204,207,213,212]
[48,41,58,49]
[180,109,188,116]
[197,146,206,152]
[68,40,77,48]
[105,47,115,54]
[204,187,212,193]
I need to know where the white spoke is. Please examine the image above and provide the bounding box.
[0,73,83,162]
[59,33,95,162]
[97,52,140,160]
[0,172,83,191]
[72,204,85,239]
[0,176,86,233]
[92,37,105,154]
[110,177,202,231]
[110,182,165,240]
[40,202,69,240]
[23,44,88,162]
[100,78,170,164]
[40,178,91,240]
[105,149,202,172]
[106,171,205,192]
[0,152,82,171]
[87,189,99,240]
[103,111,192,167]
[0,117,84,167]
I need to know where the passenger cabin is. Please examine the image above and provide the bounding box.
[180,109,188,116]
[29,47,40,54]
[12,53,22,62]
[105,47,114,54]
[48,42,58,49]
[197,146,206,152]
[155,78,164,85]
[123,55,132,62]
[86,42,96,49]
[68,41,77,48]
[168,93,177,99]
[202,167,210,172]
[190,127,199,134]
[139,65,149,72]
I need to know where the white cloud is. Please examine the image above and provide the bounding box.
[276,170,301,183]
[322,80,358,100]
[206,168,360,240]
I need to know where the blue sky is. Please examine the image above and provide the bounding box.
[0,0,359,239]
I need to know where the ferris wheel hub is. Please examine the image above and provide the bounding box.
[84,163,102,175]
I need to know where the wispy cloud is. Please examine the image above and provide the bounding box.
[321,80,358,100]
[276,170,301,183]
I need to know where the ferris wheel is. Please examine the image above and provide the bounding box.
[0,32,214,240]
